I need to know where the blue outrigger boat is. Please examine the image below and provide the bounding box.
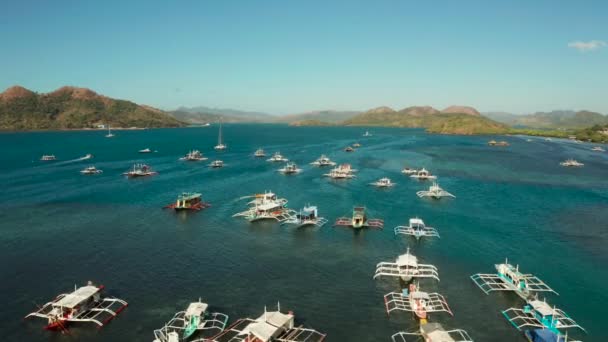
[503,299,585,337]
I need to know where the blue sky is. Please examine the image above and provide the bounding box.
[0,0,606,114]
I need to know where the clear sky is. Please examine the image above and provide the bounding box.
[1,0,606,114]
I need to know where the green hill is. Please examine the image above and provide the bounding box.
[0,85,184,130]
[288,119,333,126]
[343,106,508,135]
[486,110,608,129]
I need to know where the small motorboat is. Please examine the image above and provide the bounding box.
[267,152,289,162]
[80,154,93,160]
[370,177,395,187]
[310,154,336,167]
[210,160,224,168]
[278,163,302,174]
[344,146,355,152]
[560,159,584,167]
[139,148,152,153]
[164,192,210,211]
[352,143,361,148]
[254,148,266,157]
[401,167,418,175]
[40,155,56,161]
[410,168,437,180]
[80,166,103,175]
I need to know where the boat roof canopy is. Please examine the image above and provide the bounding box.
[53,285,100,309]
[240,311,294,342]
[420,323,455,342]
[178,193,202,201]
[396,253,418,267]
[410,218,424,226]
[185,302,208,318]
[529,300,554,316]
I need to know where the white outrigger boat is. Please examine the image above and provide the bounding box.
[40,154,56,161]
[323,163,357,179]
[210,160,224,168]
[401,166,418,175]
[267,152,289,162]
[206,303,326,342]
[417,182,455,199]
[591,146,605,152]
[394,218,439,240]
[384,283,453,321]
[24,281,128,331]
[214,119,227,150]
[370,177,395,187]
[153,299,229,342]
[80,166,103,175]
[254,148,266,157]
[233,191,296,223]
[310,154,336,167]
[391,323,473,342]
[282,205,328,228]
[560,159,584,167]
[410,168,437,181]
[502,298,585,336]
[374,248,439,282]
[180,150,208,161]
[470,259,556,301]
[277,163,301,174]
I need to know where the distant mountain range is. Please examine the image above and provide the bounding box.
[172,106,275,122]
[0,85,182,130]
[484,110,608,129]
[339,105,507,135]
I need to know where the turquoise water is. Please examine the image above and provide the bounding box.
[0,125,606,342]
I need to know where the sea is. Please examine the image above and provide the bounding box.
[0,124,606,342]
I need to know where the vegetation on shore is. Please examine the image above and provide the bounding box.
[0,86,184,130]
[288,119,333,127]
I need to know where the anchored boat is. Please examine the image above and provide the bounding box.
[363,130,372,137]
[471,259,556,300]
[401,166,418,175]
[153,299,229,342]
[123,164,157,177]
[254,148,266,157]
[180,150,208,161]
[560,159,584,167]
[344,146,355,152]
[80,166,103,175]
[417,182,455,199]
[384,283,453,322]
[24,281,128,332]
[105,125,114,138]
[374,248,439,282]
[233,191,296,223]
[139,148,152,153]
[40,155,56,161]
[323,163,357,179]
[164,192,210,211]
[488,140,509,146]
[210,160,224,168]
[503,298,585,336]
[394,218,439,240]
[267,152,289,162]
[334,206,383,229]
[410,168,437,181]
[214,119,227,150]
[391,323,473,342]
[310,154,336,167]
[206,304,326,342]
[370,177,395,187]
[277,163,301,174]
[282,205,328,228]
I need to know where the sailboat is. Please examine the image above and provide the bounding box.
[214,119,227,150]
[105,124,114,138]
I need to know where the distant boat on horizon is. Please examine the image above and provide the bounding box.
[105,125,114,138]
[214,119,227,150]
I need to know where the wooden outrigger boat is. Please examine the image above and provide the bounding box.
[277,163,302,174]
[370,177,395,187]
[470,259,556,300]
[24,281,127,332]
[282,205,328,228]
[164,192,210,211]
[391,323,473,342]
[323,163,357,179]
[502,298,585,336]
[417,182,455,199]
[310,154,336,167]
[153,299,229,342]
[123,164,157,178]
[384,283,453,322]
[333,206,383,229]
[374,248,439,282]
[233,191,296,223]
[410,168,437,181]
[267,152,289,162]
[180,150,208,161]
[394,218,439,240]
[80,166,103,175]
[206,304,326,342]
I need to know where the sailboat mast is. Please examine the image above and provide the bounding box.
[218,119,222,145]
